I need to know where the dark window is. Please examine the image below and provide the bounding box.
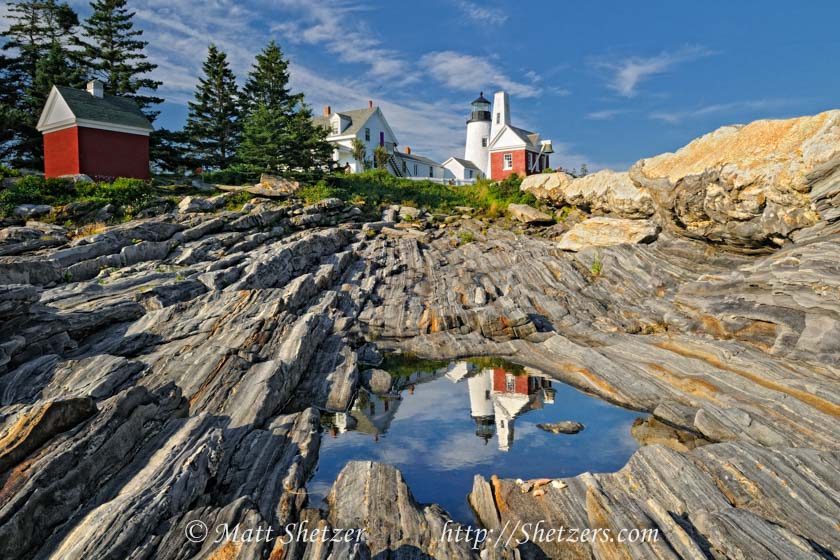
[496,113,500,124]
[429,166,433,177]
[481,137,487,147]
[364,128,370,141]
[469,169,473,178]
[414,163,418,175]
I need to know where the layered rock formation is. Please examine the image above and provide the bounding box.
[0,111,838,559]
[526,111,840,252]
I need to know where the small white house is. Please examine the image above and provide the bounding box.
[443,156,483,184]
[312,101,399,173]
[392,147,446,180]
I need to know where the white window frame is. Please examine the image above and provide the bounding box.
[503,153,513,170]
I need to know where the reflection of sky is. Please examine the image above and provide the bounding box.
[309,362,646,523]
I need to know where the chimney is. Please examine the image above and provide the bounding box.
[86,79,104,98]
[324,105,331,116]
[368,100,373,109]
[405,146,411,155]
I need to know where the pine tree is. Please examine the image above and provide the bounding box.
[76,0,162,119]
[1,0,82,166]
[185,44,241,169]
[238,40,332,176]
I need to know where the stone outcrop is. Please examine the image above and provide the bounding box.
[522,170,655,218]
[507,203,553,224]
[632,110,840,249]
[557,217,660,251]
[0,111,838,559]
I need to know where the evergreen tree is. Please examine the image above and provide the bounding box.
[185,44,241,169]
[76,0,162,119]
[150,128,194,173]
[238,40,332,175]
[1,0,82,166]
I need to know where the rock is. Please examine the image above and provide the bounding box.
[190,178,217,192]
[398,205,422,220]
[631,110,840,249]
[13,204,53,218]
[323,461,477,559]
[56,174,93,183]
[244,174,300,197]
[557,217,660,251]
[507,203,553,224]
[177,196,215,213]
[361,368,393,394]
[537,420,585,434]
[522,170,655,218]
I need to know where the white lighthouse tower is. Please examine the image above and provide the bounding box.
[464,92,491,176]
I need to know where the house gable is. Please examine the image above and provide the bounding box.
[37,85,153,136]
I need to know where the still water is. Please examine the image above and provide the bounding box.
[309,356,645,522]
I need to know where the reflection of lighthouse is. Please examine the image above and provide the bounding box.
[467,369,495,443]
[464,367,556,451]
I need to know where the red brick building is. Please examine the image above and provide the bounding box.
[487,124,551,180]
[37,80,153,180]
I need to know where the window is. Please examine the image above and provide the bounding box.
[414,163,418,175]
[496,113,500,124]
[429,166,433,178]
[331,124,338,134]
[468,169,473,178]
[505,374,516,392]
[503,153,513,170]
[402,161,407,173]
[364,128,370,141]
[481,137,487,147]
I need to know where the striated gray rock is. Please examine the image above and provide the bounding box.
[557,217,660,251]
[177,195,216,213]
[321,461,478,559]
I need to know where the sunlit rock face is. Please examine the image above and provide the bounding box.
[631,110,840,250]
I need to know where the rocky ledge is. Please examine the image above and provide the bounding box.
[0,111,838,559]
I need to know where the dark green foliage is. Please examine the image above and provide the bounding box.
[1,0,83,167]
[76,0,162,119]
[373,145,389,170]
[238,41,332,177]
[201,164,260,186]
[185,44,241,170]
[0,175,154,217]
[150,128,194,173]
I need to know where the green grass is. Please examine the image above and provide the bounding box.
[295,170,536,217]
[0,176,157,218]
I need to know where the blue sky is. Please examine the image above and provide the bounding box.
[4,0,839,170]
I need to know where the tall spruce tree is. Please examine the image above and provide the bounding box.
[238,40,332,175]
[76,0,162,119]
[1,0,83,166]
[185,44,241,170]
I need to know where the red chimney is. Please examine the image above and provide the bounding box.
[324,105,331,116]
[405,146,411,154]
[368,100,373,108]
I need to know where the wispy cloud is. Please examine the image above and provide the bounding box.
[649,98,794,124]
[455,0,507,26]
[586,109,626,120]
[271,0,409,81]
[421,51,542,98]
[595,45,715,97]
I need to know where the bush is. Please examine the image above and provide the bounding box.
[0,165,22,179]
[294,170,535,217]
[202,164,261,186]
[0,175,157,220]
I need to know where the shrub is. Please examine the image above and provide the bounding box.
[202,164,261,186]
[0,165,22,179]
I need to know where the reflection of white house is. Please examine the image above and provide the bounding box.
[461,365,556,451]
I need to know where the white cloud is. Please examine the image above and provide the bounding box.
[271,0,409,81]
[421,51,542,98]
[595,45,715,97]
[586,109,626,120]
[649,99,794,124]
[455,0,508,26]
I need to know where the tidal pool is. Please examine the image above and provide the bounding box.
[309,355,645,522]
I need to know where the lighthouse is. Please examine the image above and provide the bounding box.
[464,92,491,176]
